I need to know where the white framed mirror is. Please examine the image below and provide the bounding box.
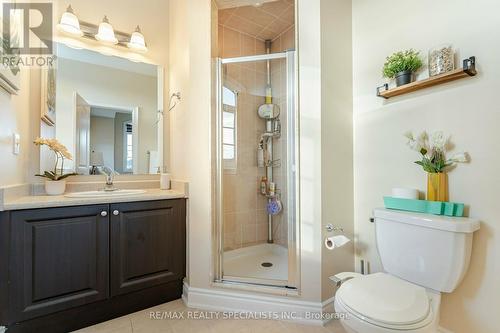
[40,42,164,176]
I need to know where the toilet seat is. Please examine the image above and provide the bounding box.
[335,273,435,330]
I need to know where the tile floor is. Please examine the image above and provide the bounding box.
[73,299,348,333]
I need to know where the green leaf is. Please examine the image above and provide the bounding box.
[43,171,56,180]
[57,173,79,180]
[382,49,423,78]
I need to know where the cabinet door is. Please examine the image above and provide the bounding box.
[110,199,186,296]
[9,205,109,323]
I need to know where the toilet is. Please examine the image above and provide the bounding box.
[333,208,480,333]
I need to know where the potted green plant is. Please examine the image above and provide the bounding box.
[383,49,423,87]
[404,131,469,202]
[34,138,78,195]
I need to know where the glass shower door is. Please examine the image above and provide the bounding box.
[215,51,298,289]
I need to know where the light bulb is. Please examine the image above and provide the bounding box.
[127,26,148,52]
[95,16,118,44]
[57,5,83,36]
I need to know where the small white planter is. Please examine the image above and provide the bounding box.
[45,180,67,196]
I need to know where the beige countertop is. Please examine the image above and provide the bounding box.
[1,188,187,211]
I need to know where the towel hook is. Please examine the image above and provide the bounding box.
[168,92,181,112]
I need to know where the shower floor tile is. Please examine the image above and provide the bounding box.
[223,243,288,282]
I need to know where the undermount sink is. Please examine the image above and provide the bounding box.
[65,189,147,198]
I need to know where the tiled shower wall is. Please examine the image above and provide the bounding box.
[219,24,295,251]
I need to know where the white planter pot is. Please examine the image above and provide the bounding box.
[45,180,67,196]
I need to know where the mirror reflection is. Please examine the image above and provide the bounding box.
[41,43,162,175]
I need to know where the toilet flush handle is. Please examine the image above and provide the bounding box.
[329,272,363,287]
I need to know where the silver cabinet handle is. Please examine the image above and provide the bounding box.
[101,211,108,217]
[113,210,120,216]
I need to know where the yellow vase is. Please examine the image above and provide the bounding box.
[427,173,449,202]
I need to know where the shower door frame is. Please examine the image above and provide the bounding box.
[214,50,300,290]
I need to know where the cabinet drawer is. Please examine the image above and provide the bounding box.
[9,205,109,323]
[110,199,186,296]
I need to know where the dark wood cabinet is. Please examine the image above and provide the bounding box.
[110,200,186,296]
[0,199,186,333]
[9,205,109,323]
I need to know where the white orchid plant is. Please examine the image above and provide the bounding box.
[404,131,469,173]
[34,138,78,181]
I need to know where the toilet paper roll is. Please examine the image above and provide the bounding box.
[160,173,171,190]
[391,188,419,199]
[325,235,351,250]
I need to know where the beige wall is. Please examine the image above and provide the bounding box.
[353,0,499,332]
[0,69,35,186]
[169,0,213,289]
[320,0,354,300]
[295,0,323,302]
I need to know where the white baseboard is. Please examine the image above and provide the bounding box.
[182,282,335,325]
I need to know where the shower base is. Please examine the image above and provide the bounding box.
[223,243,288,284]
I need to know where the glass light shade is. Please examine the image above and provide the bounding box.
[57,5,83,36]
[127,26,147,52]
[95,16,118,44]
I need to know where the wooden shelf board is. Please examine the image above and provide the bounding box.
[378,68,476,99]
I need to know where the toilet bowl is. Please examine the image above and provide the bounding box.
[330,208,480,333]
[334,273,440,333]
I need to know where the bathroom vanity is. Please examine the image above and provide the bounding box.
[0,34,187,332]
[0,196,186,332]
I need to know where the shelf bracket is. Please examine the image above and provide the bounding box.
[376,83,389,99]
[463,56,477,76]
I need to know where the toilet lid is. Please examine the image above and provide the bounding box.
[336,273,430,326]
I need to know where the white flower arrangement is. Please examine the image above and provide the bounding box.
[404,131,469,173]
[34,138,78,181]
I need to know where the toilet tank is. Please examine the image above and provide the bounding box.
[374,208,480,293]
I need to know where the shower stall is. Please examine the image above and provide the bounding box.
[214,50,298,289]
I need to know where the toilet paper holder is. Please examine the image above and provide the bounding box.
[325,223,344,233]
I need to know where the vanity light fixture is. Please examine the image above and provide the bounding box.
[127,26,148,52]
[95,16,118,45]
[57,6,148,53]
[57,5,83,36]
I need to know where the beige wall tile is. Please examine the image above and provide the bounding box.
[222,26,241,58]
[219,16,291,252]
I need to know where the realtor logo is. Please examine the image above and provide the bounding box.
[2,2,53,55]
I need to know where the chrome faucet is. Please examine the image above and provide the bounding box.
[102,168,117,191]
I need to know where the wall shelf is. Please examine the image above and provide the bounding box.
[376,56,477,99]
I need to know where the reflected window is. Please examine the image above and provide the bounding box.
[222,87,237,170]
[124,122,133,172]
